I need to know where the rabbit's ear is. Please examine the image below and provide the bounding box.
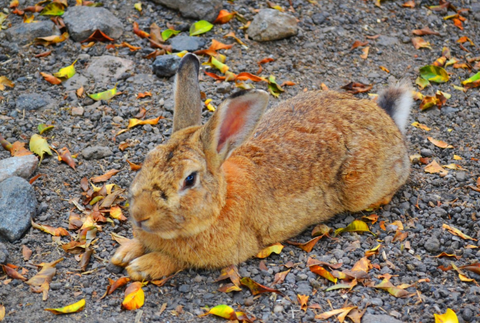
[201,90,269,165]
[173,54,202,133]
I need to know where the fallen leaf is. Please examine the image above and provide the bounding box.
[22,245,32,261]
[240,277,284,296]
[415,76,430,90]
[134,2,142,12]
[312,223,332,237]
[136,91,152,99]
[442,224,477,241]
[365,244,381,257]
[434,252,461,260]
[38,123,54,134]
[412,26,440,36]
[419,65,449,83]
[32,221,69,236]
[45,299,85,315]
[256,242,284,258]
[379,66,390,73]
[419,95,439,111]
[412,37,431,49]
[325,279,358,292]
[428,137,453,149]
[0,304,4,321]
[122,282,145,310]
[360,46,370,59]
[126,159,142,171]
[128,116,163,129]
[287,236,323,252]
[350,40,368,50]
[374,278,411,298]
[35,32,69,46]
[309,265,337,283]
[40,72,62,85]
[315,306,357,320]
[273,269,291,285]
[39,2,65,16]
[26,258,63,301]
[2,264,27,281]
[257,57,275,74]
[58,147,76,169]
[411,121,431,131]
[224,31,248,49]
[235,72,267,82]
[402,0,415,8]
[200,304,253,322]
[190,20,213,36]
[0,76,15,90]
[214,9,236,24]
[80,29,114,42]
[335,219,372,236]
[133,22,149,38]
[91,169,120,183]
[341,82,373,94]
[29,134,52,163]
[215,265,241,287]
[109,206,127,221]
[434,308,459,323]
[298,294,309,312]
[88,84,118,101]
[443,163,466,171]
[461,72,480,89]
[425,160,448,175]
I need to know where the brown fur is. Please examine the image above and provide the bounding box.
[111,55,410,281]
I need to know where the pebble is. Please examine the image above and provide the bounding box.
[376,35,399,47]
[16,93,55,111]
[178,284,190,293]
[71,107,85,116]
[424,236,440,253]
[5,21,60,45]
[0,155,38,183]
[152,55,182,78]
[0,177,37,242]
[151,0,222,22]
[0,242,8,264]
[248,9,298,42]
[362,314,404,323]
[216,82,232,94]
[295,282,312,295]
[312,12,329,25]
[63,6,124,42]
[420,148,433,157]
[273,305,283,313]
[170,35,206,52]
[85,56,135,86]
[82,146,113,160]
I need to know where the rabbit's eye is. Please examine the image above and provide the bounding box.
[183,172,197,189]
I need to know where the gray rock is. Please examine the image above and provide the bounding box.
[420,148,433,157]
[170,35,206,52]
[16,93,55,111]
[82,146,113,160]
[377,35,399,47]
[63,74,88,91]
[0,155,38,183]
[295,282,312,295]
[0,242,8,264]
[84,56,134,86]
[312,12,329,25]
[248,9,298,42]
[151,0,222,22]
[152,55,181,78]
[5,21,60,45]
[455,171,466,182]
[63,6,123,42]
[424,236,440,253]
[472,3,480,12]
[0,177,37,242]
[216,82,232,94]
[362,314,404,323]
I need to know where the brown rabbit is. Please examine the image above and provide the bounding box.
[111,54,412,281]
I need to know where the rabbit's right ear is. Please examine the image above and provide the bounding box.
[173,54,202,133]
[201,90,269,167]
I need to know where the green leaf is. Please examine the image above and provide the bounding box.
[415,76,430,90]
[161,29,180,41]
[40,3,65,16]
[419,65,449,83]
[189,20,214,36]
[461,72,480,86]
[29,134,52,164]
[267,75,284,98]
[38,124,54,135]
[88,84,118,101]
[53,60,77,80]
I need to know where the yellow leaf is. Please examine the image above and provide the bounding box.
[45,299,86,315]
[23,14,35,23]
[443,163,467,171]
[53,60,77,80]
[427,137,453,149]
[256,242,284,258]
[121,282,145,310]
[128,116,162,129]
[0,76,15,91]
[0,304,4,321]
[29,134,52,163]
[411,121,431,131]
[335,219,372,236]
[200,304,238,320]
[434,308,459,323]
[110,206,127,221]
[88,84,118,101]
[453,155,462,160]
[315,306,357,320]
[134,2,142,12]
[442,224,477,241]
[32,221,69,236]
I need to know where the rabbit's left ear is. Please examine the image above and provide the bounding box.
[173,53,202,133]
[201,90,269,165]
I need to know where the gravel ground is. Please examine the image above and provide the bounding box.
[1,0,480,322]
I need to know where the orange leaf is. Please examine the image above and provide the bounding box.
[80,29,114,43]
[257,57,275,74]
[117,41,141,51]
[215,265,241,287]
[35,32,69,46]
[2,264,27,281]
[109,206,127,221]
[126,159,142,171]
[360,46,370,59]
[90,169,120,183]
[204,71,227,81]
[133,21,150,39]
[137,91,152,99]
[309,265,337,283]
[22,245,33,261]
[402,0,415,8]
[453,18,463,30]
[287,236,322,252]
[121,282,145,310]
[40,72,62,85]
[297,294,309,312]
[31,221,69,236]
[240,277,284,296]
[341,82,373,94]
[427,137,453,149]
[58,147,76,169]
[379,66,390,73]
[273,269,291,285]
[214,9,236,24]
[412,26,440,36]
[350,40,368,50]
[412,37,432,49]
[128,116,163,129]
[235,72,267,82]
[424,160,448,175]
[442,224,477,241]
[434,252,461,260]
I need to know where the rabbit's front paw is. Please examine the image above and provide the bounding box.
[126,252,179,281]
[111,239,145,267]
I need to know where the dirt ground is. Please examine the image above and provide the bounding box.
[1,0,480,322]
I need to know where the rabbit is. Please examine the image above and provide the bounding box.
[111,53,412,281]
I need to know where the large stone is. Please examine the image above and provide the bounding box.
[82,146,113,160]
[0,242,8,264]
[5,20,60,45]
[152,55,181,78]
[0,177,37,242]
[0,155,38,183]
[16,93,55,111]
[247,9,298,42]
[362,314,404,323]
[170,35,206,52]
[84,56,134,86]
[63,6,123,42]
[63,73,88,91]
[151,0,222,22]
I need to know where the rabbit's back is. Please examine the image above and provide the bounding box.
[225,91,409,244]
